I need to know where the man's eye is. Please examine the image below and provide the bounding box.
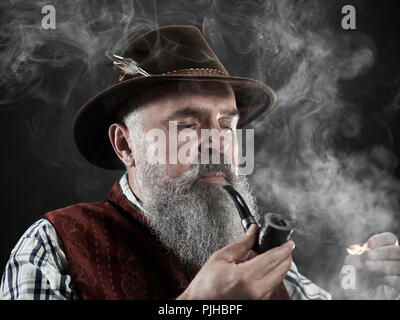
[221,126,233,132]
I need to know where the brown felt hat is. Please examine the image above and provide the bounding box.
[73,25,277,170]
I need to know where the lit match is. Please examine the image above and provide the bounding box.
[346,241,370,255]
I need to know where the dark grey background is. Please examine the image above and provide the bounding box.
[1,0,400,297]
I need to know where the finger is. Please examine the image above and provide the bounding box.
[217,224,258,262]
[363,246,400,261]
[254,255,292,298]
[246,240,294,278]
[364,260,400,276]
[368,232,398,249]
[381,275,400,288]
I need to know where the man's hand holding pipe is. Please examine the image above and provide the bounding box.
[177,224,294,300]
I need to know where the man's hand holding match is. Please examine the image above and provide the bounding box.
[341,232,400,299]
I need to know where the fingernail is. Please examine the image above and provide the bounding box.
[246,224,257,235]
[288,240,295,250]
[367,240,375,249]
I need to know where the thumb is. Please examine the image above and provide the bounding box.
[218,224,258,262]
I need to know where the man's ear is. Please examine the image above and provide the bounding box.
[108,123,136,167]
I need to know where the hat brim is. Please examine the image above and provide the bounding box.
[73,74,277,170]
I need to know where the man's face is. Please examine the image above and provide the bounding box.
[139,81,239,182]
[123,81,258,268]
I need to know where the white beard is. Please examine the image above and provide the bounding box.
[134,153,260,269]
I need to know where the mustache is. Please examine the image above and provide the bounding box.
[179,151,236,186]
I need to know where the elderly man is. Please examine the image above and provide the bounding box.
[1,25,399,300]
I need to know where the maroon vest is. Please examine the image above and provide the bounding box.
[44,181,290,300]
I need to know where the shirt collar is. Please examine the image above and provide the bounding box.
[119,172,144,211]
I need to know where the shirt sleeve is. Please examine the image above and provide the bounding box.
[284,261,332,300]
[0,218,79,300]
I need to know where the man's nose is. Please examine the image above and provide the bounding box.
[197,121,231,159]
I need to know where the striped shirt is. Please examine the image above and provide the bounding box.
[1,173,331,300]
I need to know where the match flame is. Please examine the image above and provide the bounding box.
[347,241,370,255]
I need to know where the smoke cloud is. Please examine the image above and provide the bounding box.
[244,0,400,295]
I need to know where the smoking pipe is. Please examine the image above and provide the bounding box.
[223,184,294,254]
